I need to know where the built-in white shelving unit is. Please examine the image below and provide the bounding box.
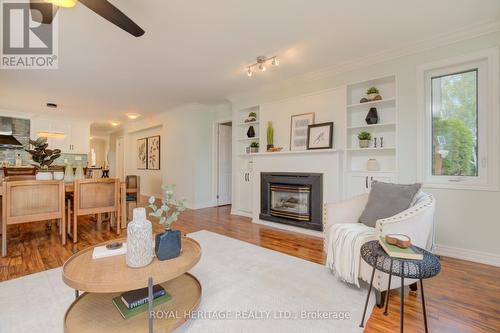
[237,106,261,156]
[344,75,398,198]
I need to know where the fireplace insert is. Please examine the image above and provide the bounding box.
[260,172,323,231]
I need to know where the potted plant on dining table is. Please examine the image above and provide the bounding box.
[148,184,187,261]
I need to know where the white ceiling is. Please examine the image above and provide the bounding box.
[1,0,499,126]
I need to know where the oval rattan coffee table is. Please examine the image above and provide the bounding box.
[62,237,202,333]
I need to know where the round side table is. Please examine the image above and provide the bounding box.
[359,240,441,333]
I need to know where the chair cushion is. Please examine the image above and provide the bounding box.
[358,181,422,228]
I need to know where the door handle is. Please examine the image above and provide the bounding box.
[365,176,368,189]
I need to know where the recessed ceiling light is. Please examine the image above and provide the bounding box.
[46,102,57,108]
[110,121,120,127]
[126,113,140,120]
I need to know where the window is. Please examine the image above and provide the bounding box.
[418,49,499,190]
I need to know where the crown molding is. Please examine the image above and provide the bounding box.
[227,19,500,103]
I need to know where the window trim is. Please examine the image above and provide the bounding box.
[417,48,499,191]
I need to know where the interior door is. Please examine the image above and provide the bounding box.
[217,123,232,205]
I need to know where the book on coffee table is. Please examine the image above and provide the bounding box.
[379,237,423,260]
[112,293,171,320]
[121,285,166,309]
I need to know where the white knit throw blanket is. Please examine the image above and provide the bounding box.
[326,223,376,287]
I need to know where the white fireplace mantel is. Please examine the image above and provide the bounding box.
[249,150,343,237]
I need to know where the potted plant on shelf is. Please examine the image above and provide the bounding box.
[148,184,187,261]
[266,122,274,151]
[245,111,257,123]
[366,86,381,101]
[358,131,372,148]
[25,137,61,180]
[249,141,259,153]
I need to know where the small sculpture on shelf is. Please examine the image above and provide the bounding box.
[358,131,371,148]
[148,184,187,261]
[246,125,256,138]
[266,121,274,151]
[365,107,379,125]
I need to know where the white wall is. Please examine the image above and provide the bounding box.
[123,102,232,208]
[229,31,500,260]
[124,125,163,197]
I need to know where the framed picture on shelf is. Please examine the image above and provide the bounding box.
[147,135,161,170]
[307,122,334,150]
[290,112,315,151]
[136,138,147,169]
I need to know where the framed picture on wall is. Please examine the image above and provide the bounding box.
[290,112,315,151]
[136,138,147,169]
[147,135,161,170]
[307,122,334,150]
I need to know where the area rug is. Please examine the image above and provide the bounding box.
[0,230,374,332]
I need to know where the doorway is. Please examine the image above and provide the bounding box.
[216,121,232,206]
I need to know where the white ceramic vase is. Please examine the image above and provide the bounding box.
[126,208,153,268]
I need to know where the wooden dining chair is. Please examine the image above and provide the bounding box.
[1,180,66,257]
[70,178,120,243]
[125,175,140,220]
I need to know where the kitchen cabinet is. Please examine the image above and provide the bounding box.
[31,118,90,154]
[346,172,396,198]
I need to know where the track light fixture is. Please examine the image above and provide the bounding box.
[245,55,280,77]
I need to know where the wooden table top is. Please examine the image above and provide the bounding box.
[0,180,127,196]
[62,237,201,293]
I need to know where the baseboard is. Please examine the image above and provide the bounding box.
[433,244,500,267]
[230,209,252,218]
[252,218,324,238]
[189,202,216,210]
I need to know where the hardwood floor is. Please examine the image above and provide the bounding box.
[1,204,499,332]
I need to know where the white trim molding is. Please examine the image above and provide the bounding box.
[434,244,500,267]
[417,47,499,191]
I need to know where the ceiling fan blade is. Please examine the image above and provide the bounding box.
[30,0,59,24]
[79,0,145,37]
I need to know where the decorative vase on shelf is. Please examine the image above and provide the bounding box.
[155,228,182,261]
[126,208,153,268]
[365,107,379,125]
[247,126,256,138]
[367,159,380,171]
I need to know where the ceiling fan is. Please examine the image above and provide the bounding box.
[30,0,145,37]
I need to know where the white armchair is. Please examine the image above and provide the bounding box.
[324,192,435,306]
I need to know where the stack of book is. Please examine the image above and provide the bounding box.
[112,285,171,320]
[379,237,423,260]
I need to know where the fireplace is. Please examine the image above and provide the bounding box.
[260,172,323,231]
